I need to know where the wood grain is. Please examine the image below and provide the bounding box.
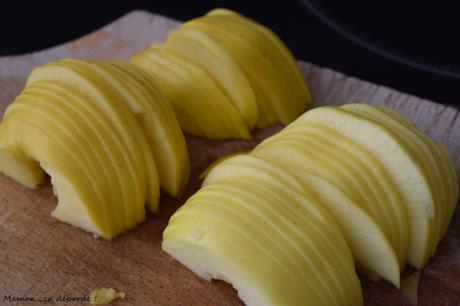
[0,10,459,306]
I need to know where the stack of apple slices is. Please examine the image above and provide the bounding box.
[163,155,363,306]
[130,9,311,139]
[163,104,458,305]
[0,58,190,239]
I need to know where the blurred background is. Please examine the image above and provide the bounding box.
[0,0,459,107]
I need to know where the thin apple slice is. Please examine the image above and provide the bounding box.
[182,12,311,128]
[30,81,147,231]
[130,49,251,139]
[290,106,434,268]
[165,28,258,129]
[254,128,409,266]
[341,104,448,255]
[1,79,151,237]
[26,59,159,216]
[285,167,400,286]
[0,86,116,237]
[435,143,459,237]
[259,121,409,259]
[202,152,400,285]
[202,154,359,283]
[82,60,190,199]
[198,151,248,179]
[164,176,362,305]
[350,104,458,247]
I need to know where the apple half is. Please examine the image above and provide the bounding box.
[181,9,311,129]
[164,155,362,306]
[290,106,440,268]
[0,58,191,238]
[0,79,147,238]
[165,28,258,129]
[202,152,401,286]
[130,48,251,140]
[73,60,190,198]
[342,104,458,247]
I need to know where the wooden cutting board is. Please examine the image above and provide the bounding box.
[0,10,459,306]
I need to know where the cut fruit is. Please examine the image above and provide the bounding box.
[182,10,311,128]
[26,59,160,212]
[203,153,401,286]
[290,106,435,268]
[344,104,458,252]
[253,126,409,267]
[341,104,447,255]
[0,79,146,238]
[165,28,258,129]
[198,151,248,179]
[81,60,190,198]
[284,167,401,287]
[130,49,251,140]
[164,173,362,306]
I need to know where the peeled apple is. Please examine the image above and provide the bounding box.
[182,9,312,128]
[131,48,250,140]
[165,28,259,129]
[164,103,457,305]
[131,8,312,139]
[164,155,363,306]
[0,58,189,238]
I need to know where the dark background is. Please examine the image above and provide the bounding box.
[0,0,459,107]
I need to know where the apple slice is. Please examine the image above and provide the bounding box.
[182,11,311,128]
[26,59,159,216]
[202,154,360,285]
[198,151,248,179]
[254,126,409,266]
[0,80,144,238]
[80,60,190,199]
[130,49,251,140]
[290,106,434,268]
[285,167,401,286]
[165,28,258,129]
[340,104,449,254]
[202,153,401,285]
[352,104,458,242]
[164,169,362,305]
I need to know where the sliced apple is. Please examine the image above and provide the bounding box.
[349,104,457,246]
[182,11,311,128]
[202,155,361,290]
[254,127,409,265]
[202,153,400,285]
[0,80,143,238]
[289,106,435,268]
[198,151,248,179]
[79,60,190,199]
[165,28,258,129]
[341,104,448,254]
[284,167,401,287]
[164,168,362,305]
[26,59,159,216]
[130,49,251,140]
